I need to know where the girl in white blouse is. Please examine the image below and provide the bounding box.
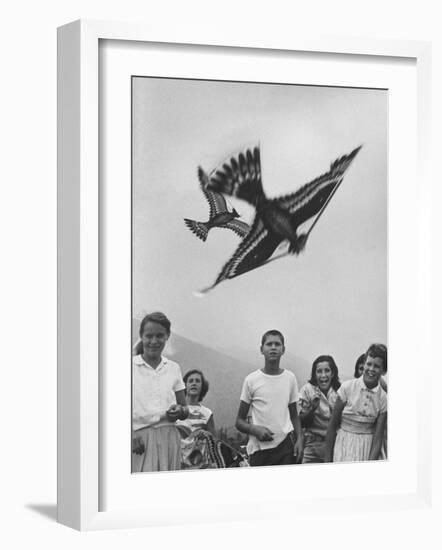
[132,312,189,472]
[324,344,387,463]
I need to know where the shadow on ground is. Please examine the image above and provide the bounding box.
[26,504,57,522]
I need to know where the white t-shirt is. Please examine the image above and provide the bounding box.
[240,369,299,455]
[132,354,185,431]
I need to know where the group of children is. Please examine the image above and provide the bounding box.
[132,311,388,472]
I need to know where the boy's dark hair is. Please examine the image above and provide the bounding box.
[138,311,171,337]
[354,353,366,378]
[365,343,387,372]
[261,329,285,346]
[183,369,209,401]
[309,355,341,390]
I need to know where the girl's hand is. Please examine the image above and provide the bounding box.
[311,396,321,410]
[132,436,145,455]
[252,425,274,442]
[166,404,182,422]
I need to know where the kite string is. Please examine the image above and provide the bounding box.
[304,178,343,239]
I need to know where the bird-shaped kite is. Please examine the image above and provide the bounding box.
[184,177,250,242]
[196,144,361,293]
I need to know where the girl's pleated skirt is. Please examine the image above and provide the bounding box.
[333,418,375,463]
[132,424,182,472]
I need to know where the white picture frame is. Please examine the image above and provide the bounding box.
[57,19,432,531]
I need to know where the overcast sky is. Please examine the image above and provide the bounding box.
[132,77,387,381]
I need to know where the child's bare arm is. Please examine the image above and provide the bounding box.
[324,397,345,462]
[289,403,304,463]
[235,400,274,441]
[369,412,387,460]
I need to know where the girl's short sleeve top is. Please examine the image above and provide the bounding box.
[337,377,387,427]
[299,382,338,437]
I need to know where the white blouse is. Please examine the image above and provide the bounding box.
[132,354,185,430]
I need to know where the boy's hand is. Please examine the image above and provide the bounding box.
[166,404,182,422]
[252,426,274,442]
[132,436,145,455]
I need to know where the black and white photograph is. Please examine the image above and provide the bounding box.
[131,76,388,473]
[2,0,437,543]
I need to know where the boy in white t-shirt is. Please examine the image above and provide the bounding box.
[235,330,304,467]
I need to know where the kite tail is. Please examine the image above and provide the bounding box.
[184,218,209,242]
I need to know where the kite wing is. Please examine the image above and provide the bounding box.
[201,215,282,292]
[276,145,362,226]
[223,219,250,238]
[197,169,231,218]
[202,146,264,207]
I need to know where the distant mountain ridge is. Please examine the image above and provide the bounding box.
[132,320,312,430]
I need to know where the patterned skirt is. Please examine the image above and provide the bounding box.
[181,429,249,469]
